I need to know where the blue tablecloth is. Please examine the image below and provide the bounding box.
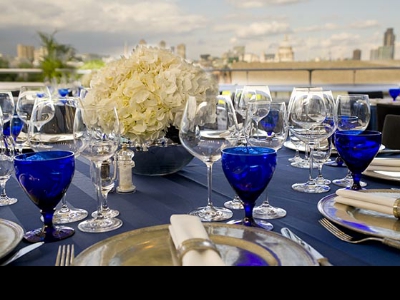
[1,146,400,266]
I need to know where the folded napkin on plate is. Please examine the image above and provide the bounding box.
[366,158,400,172]
[334,189,400,218]
[168,214,226,266]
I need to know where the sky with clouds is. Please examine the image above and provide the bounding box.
[0,0,398,61]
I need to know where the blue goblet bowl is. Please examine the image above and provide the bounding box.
[221,146,277,204]
[14,151,75,210]
[334,130,381,174]
[14,150,76,242]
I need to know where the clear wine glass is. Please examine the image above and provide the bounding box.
[1,91,18,156]
[335,130,381,190]
[287,89,337,193]
[221,146,277,230]
[0,138,17,206]
[28,95,89,224]
[179,94,238,222]
[90,157,119,219]
[28,95,55,149]
[224,87,245,210]
[332,94,371,188]
[248,101,289,220]
[13,150,75,243]
[312,137,333,187]
[74,104,123,233]
[16,85,50,150]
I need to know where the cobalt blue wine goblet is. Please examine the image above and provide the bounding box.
[389,88,400,101]
[334,130,381,191]
[221,146,277,230]
[13,150,76,243]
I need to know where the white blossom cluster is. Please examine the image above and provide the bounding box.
[84,45,218,144]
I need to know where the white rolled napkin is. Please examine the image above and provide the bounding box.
[366,158,400,172]
[168,214,226,266]
[334,189,400,217]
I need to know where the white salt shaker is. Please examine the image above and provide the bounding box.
[116,143,136,193]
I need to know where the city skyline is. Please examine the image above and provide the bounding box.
[0,0,399,61]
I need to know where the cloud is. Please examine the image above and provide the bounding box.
[226,0,306,8]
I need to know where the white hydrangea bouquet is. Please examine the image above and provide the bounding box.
[83,45,219,145]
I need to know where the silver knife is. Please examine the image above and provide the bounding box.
[1,242,44,266]
[281,227,333,266]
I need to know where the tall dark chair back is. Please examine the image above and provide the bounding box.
[381,114,400,150]
[376,103,400,132]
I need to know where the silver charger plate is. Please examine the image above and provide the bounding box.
[73,223,318,266]
[317,189,400,240]
[363,170,400,182]
[0,219,24,260]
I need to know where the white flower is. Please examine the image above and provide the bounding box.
[83,45,219,144]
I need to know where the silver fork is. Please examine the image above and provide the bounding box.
[55,244,75,266]
[319,218,400,250]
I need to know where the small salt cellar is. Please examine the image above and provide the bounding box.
[116,143,136,193]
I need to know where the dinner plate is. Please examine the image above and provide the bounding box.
[362,170,400,182]
[73,223,318,266]
[0,219,24,260]
[317,189,400,240]
[284,141,386,154]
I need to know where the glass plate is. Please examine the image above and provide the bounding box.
[317,189,400,240]
[0,219,24,260]
[73,223,318,266]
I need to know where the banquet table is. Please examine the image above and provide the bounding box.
[1,145,400,266]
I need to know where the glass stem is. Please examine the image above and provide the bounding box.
[206,161,216,209]
[308,144,316,184]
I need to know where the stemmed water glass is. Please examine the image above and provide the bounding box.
[73,104,123,233]
[221,146,277,230]
[0,137,17,207]
[287,89,337,193]
[179,94,238,222]
[28,96,89,224]
[389,88,400,101]
[15,85,50,151]
[90,157,119,219]
[334,130,381,190]
[223,87,245,210]
[312,137,333,187]
[13,150,76,243]
[248,101,289,220]
[332,94,370,188]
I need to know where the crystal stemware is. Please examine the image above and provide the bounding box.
[248,101,289,220]
[13,150,75,243]
[29,96,89,224]
[0,139,17,206]
[15,85,50,150]
[221,146,277,230]
[73,104,123,233]
[287,89,337,193]
[179,94,238,222]
[332,94,371,188]
[334,130,381,190]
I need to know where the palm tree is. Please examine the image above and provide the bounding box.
[37,30,77,82]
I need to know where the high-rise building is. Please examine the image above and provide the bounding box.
[17,44,35,63]
[353,49,361,60]
[370,28,395,60]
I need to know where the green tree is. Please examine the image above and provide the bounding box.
[37,30,77,82]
